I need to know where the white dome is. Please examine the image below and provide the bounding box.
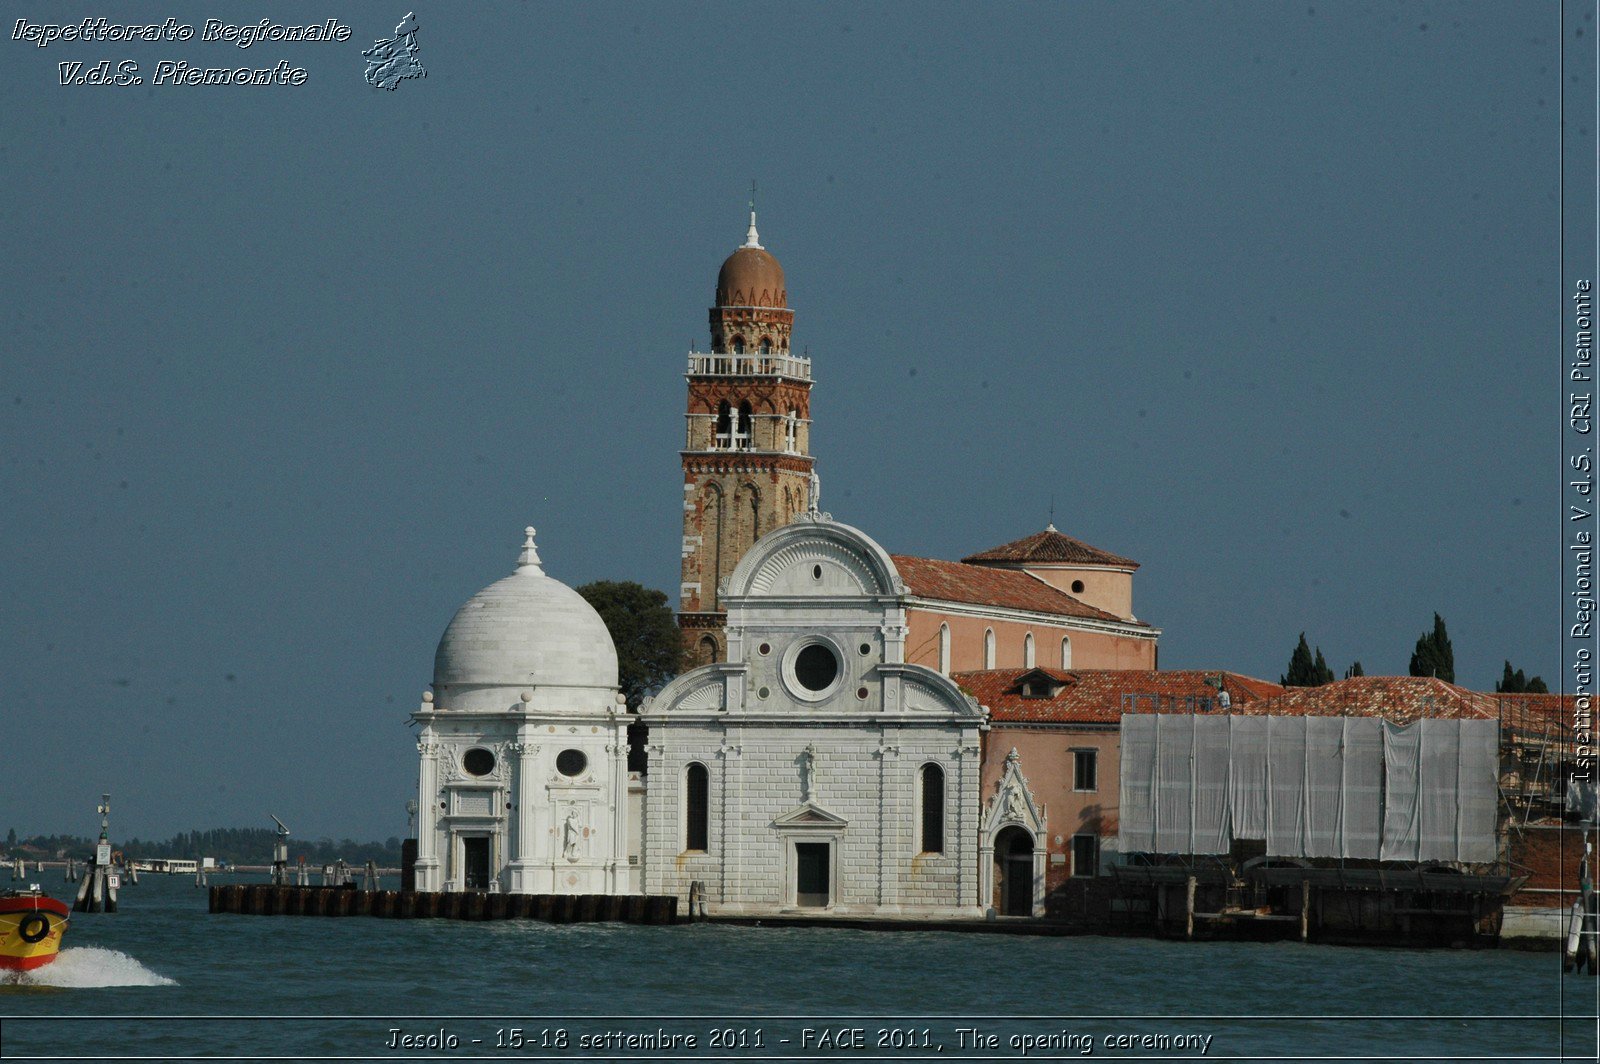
[431,528,619,709]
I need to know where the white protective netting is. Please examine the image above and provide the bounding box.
[1118,714,1498,862]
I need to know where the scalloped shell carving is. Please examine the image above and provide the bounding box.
[676,682,726,712]
[749,538,887,597]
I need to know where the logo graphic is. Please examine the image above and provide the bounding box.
[363,12,425,90]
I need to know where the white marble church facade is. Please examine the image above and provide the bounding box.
[639,514,987,917]
[411,529,639,896]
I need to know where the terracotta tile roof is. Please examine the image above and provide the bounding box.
[1229,676,1500,724]
[961,526,1139,569]
[964,671,1571,729]
[955,668,1282,724]
[891,555,1135,623]
[1493,692,1580,739]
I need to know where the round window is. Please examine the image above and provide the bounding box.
[1071,579,1085,594]
[556,749,587,777]
[794,643,840,692]
[859,642,872,656]
[462,748,495,777]
[759,642,772,655]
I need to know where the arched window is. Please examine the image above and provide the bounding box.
[784,410,798,453]
[737,402,753,449]
[731,336,746,354]
[759,337,772,354]
[920,764,945,854]
[684,763,709,852]
[715,401,731,449]
[984,628,996,670]
[697,635,718,666]
[1024,632,1036,669]
[1061,635,1072,669]
[938,623,951,676]
[746,484,760,539]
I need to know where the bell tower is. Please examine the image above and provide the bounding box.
[679,206,815,664]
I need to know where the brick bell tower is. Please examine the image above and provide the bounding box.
[678,205,815,664]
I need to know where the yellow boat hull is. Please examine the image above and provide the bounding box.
[0,895,69,971]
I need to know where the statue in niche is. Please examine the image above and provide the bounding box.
[799,744,818,803]
[562,809,581,862]
[1005,787,1027,823]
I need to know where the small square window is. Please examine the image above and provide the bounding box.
[1073,749,1097,792]
[1071,834,1098,878]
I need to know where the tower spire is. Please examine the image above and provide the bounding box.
[744,179,762,249]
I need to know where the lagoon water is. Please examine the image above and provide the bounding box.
[1,875,1595,1062]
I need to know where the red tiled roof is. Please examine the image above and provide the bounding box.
[1228,676,1500,724]
[892,555,1136,624]
[1491,692,1581,739]
[955,668,1282,724]
[963,671,1572,729]
[961,527,1139,569]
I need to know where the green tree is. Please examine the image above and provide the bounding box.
[5,828,15,849]
[1495,661,1549,694]
[576,581,684,710]
[1281,633,1334,687]
[1344,661,1365,680]
[1408,613,1455,683]
[1312,649,1335,685]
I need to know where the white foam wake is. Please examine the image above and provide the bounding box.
[9,947,176,988]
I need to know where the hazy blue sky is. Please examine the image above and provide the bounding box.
[2,1,1581,842]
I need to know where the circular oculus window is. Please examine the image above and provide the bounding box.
[782,638,845,701]
[462,748,495,777]
[555,749,588,777]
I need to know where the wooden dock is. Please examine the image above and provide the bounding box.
[208,884,678,924]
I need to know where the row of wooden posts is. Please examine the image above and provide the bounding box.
[208,884,679,924]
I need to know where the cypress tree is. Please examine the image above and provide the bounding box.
[1495,660,1549,694]
[1312,648,1335,685]
[1408,613,1455,683]
[1344,661,1365,680]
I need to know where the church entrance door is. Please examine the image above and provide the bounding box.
[995,827,1034,916]
[461,836,490,891]
[794,843,829,907]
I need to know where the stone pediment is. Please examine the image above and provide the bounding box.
[983,748,1045,835]
[771,802,848,830]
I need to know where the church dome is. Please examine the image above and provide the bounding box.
[431,528,618,704]
[715,211,787,308]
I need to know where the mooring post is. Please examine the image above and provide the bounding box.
[1185,875,1196,940]
[1300,879,1311,942]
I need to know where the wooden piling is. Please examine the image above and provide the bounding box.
[1184,876,1196,940]
[1300,880,1311,943]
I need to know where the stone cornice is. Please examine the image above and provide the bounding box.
[681,451,815,475]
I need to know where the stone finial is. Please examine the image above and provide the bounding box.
[744,183,762,249]
[516,525,543,573]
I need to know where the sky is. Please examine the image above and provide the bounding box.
[2,1,1586,843]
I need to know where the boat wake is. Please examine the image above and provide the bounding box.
[5,947,176,988]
